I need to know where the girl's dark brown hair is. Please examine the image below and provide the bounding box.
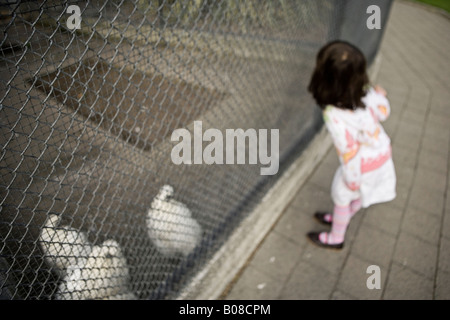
[308,40,369,110]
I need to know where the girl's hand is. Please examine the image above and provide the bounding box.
[374,85,387,97]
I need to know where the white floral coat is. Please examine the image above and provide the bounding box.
[323,87,397,208]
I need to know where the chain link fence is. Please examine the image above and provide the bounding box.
[1,0,392,299]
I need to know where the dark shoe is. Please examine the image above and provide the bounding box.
[307,232,344,250]
[314,211,332,226]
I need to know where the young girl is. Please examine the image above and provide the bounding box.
[306,40,396,249]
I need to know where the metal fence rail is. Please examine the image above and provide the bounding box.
[1,0,392,299]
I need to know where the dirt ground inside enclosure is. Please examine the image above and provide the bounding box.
[32,58,228,152]
[1,8,322,299]
[1,50,318,300]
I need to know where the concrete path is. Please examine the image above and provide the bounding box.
[223,0,450,300]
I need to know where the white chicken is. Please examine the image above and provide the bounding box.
[55,239,136,300]
[39,214,92,276]
[146,185,202,257]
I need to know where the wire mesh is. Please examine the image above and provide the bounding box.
[1,0,392,299]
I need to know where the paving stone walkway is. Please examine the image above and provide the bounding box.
[223,0,450,300]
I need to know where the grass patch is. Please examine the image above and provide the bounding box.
[410,0,450,13]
